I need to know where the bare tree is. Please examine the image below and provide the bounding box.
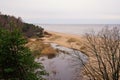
[71,27,120,80]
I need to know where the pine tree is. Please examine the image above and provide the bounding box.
[0,29,46,80]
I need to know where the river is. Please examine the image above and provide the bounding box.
[36,43,88,80]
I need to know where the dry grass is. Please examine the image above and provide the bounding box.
[26,38,57,57]
[49,35,61,41]
[67,38,78,43]
[41,45,57,55]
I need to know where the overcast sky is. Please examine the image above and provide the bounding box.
[0,0,120,24]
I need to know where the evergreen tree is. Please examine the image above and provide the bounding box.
[0,29,46,80]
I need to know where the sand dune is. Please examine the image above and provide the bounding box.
[42,31,86,53]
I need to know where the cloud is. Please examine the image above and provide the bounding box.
[0,0,120,24]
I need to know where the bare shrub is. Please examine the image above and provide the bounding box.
[71,27,120,80]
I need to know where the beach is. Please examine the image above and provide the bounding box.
[42,31,86,53]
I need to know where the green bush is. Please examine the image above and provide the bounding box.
[0,29,46,80]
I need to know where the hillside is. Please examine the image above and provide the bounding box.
[0,12,44,38]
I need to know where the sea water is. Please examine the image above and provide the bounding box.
[39,24,118,35]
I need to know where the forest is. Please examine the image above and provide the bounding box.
[0,12,44,38]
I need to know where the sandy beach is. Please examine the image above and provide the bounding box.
[42,31,86,53]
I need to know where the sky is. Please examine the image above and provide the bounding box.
[0,0,120,24]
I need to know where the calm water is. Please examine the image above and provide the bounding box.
[39,24,118,35]
[36,43,88,80]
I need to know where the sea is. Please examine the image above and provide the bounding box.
[38,24,119,35]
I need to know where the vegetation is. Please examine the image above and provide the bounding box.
[49,35,61,41]
[0,29,46,80]
[67,38,78,43]
[73,27,120,80]
[26,39,57,58]
[0,12,44,38]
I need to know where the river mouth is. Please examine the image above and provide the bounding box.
[36,43,88,80]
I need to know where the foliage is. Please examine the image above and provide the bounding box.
[26,40,57,58]
[0,12,44,38]
[0,29,46,80]
[67,38,77,43]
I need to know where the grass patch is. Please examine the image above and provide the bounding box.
[49,35,61,41]
[26,39,57,58]
[67,38,78,43]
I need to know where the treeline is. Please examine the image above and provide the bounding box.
[0,12,44,38]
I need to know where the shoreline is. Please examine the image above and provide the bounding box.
[42,31,87,55]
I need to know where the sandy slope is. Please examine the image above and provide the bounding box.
[42,31,86,53]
